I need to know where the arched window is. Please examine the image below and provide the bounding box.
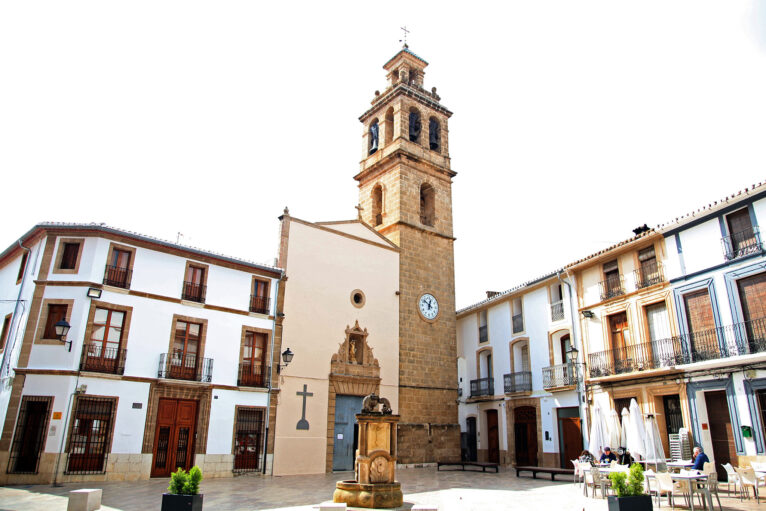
[368,118,379,155]
[428,117,440,152]
[420,183,435,226]
[409,107,422,143]
[384,107,394,145]
[371,184,383,226]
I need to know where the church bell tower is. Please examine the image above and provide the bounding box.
[355,47,460,464]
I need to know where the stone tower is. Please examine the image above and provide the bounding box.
[355,47,460,464]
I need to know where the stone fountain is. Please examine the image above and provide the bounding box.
[333,393,403,508]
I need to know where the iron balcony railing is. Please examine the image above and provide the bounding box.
[158,352,213,382]
[550,301,565,321]
[599,275,625,301]
[79,343,127,375]
[249,295,271,315]
[479,325,488,343]
[182,281,206,303]
[722,227,763,261]
[469,377,493,397]
[103,265,131,288]
[504,371,532,393]
[542,363,577,389]
[512,314,524,333]
[238,361,267,387]
[634,261,665,289]
[588,317,766,378]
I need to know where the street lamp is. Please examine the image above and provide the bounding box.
[54,319,72,352]
[277,347,294,373]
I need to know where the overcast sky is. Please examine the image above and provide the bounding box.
[1,1,765,309]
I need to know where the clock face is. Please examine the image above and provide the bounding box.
[418,293,439,320]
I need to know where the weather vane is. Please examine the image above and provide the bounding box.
[399,26,410,48]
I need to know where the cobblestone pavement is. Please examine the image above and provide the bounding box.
[0,467,761,511]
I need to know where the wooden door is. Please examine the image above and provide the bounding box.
[332,395,363,471]
[609,313,629,372]
[558,416,582,468]
[727,209,755,255]
[738,273,766,351]
[233,408,264,471]
[514,406,538,466]
[704,391,736,482]
[151,399,198,477]
[486,409,499,464]
[684,289,717,360]
[13,400,50,473]
[171,321,201,380]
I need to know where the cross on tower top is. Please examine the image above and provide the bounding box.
[399,26,410,48]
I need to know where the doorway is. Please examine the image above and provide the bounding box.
[465,417,477,461]
[486,409,499,463]
[332,395,363,471]
[151,398,198,477]
[514,406,538,466]
[8,397,51,473]
[557,407,581,468]
[705,391,736,481]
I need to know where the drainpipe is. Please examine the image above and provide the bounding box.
[262,274,283,474]
[558,270,589,449]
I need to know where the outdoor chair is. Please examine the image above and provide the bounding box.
[735,466,764,502]
[590,466,613,499]
[655,472,687,509]
[581,462,594,496]
[722,463,741,497]
[572,460,583,485]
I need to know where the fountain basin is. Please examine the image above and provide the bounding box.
[333,480,403,509]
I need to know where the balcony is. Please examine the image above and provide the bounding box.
[79,343,127,375]
[479,325,488,343]
[504,371,532,393]
[542,363,577,389]
[588,317,766,378]
[598,275,625,301]
[633,261,665,289]
[512,314,524,333]
[158,352,213,382]
[182,281,206,303]
[103,265,131,289]
[238,361,267,387]
[249,295,271,315]
[722,227,763,261]
[550,301,565,321]
[469,377,494,397]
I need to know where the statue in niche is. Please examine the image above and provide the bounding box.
[409,111,421,142]
[349,337,363,364]
[369,122,379,155]
[429,118,440,151]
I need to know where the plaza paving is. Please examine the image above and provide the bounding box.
[0,467,762,511]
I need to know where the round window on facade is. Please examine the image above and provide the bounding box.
[351,289,366,308]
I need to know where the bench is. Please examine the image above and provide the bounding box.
[437,461,499,473]
[515,466,573,481]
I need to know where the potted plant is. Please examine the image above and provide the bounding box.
[607,464,653,511]
[161,465,204,511]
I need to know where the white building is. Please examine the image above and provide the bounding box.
[659,182,766,474]
[456,272,584,468]
[0,223,282,483]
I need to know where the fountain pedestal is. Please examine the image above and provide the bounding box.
[333,409,403,508]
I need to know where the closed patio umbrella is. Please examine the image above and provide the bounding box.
[620,408,630,449]
[588,405,607,458]
[608,409,622,451]
[626,398,647,460]
[643,414,667,471]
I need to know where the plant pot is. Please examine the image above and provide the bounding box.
[607,495,653,511]
[161,493,204,511]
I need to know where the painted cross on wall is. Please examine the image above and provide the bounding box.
[296,384,313,430]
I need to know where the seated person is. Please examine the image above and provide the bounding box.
[617,447,633,465]
[599,446,618,463]
[579,450,594,463]
[691,446,709,471]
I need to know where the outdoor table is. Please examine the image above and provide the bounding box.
[667,461,694,473]
[671,473,713,511]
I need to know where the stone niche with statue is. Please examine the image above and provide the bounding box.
[333,393,403,508]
